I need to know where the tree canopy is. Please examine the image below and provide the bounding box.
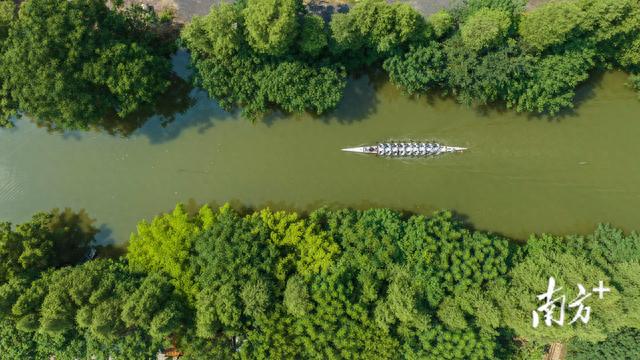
[0,0,176,130]
[1,206,639,358]
[0,0,638,127]
[180,0,640,120]
[460,8,512,52]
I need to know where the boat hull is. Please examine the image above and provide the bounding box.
[341,142,466,157]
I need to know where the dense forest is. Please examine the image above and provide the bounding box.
[0,205,638,359]
[183,0,640,120]
[0,0,177,130]
[0,0,638,129]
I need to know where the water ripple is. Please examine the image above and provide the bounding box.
[0,164,23,202]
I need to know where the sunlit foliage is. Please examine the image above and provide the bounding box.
[519,1,584,52]
[460,8,511,51]
[243,0,300,56]
[428,10,454,39]
[127,204,214,297]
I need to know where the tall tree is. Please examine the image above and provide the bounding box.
[460,8,512,52]
[127,204,214,297]
[243,0,300,56]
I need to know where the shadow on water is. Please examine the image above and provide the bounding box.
[96,243,127,259]
[95,223,115,244]
[133,89,236,144]
[88,49,237,144]
[54,72,198,141]
[45,208,102,265]
[319,73,382,124]
[53,50,382,139]
[93,223,129,257]
[97,73,198,137]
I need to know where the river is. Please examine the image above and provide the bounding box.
[1,53,639,244]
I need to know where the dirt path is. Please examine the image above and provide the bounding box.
[545,342,567,360]
[128,0,552,23]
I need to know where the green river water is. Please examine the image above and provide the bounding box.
[1,55,639,244]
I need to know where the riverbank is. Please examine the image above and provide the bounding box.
[131,0,551,22]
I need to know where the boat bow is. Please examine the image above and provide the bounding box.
[341,146,377,154]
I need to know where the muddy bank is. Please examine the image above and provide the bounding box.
[138,0,461,22]
[135,0,550,24]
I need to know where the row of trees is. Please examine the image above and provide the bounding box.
[1,205,639,358]
[0,0,177,130]
[0,0,637,129]
[183,0,640,119]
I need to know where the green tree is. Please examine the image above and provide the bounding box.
[428,10,454,39]
[259,61,346,115]
[243,0,300,56]
[460,8,512,51]
[85,42,171,117]
[7,259,165,358]
[181,3,245,59]
[383,42,446,95]
[298,14,328,57]
[444,40,536,107]
[330,0,426,67]
[515,50,594,114]
[127,204,214,296]
[0,0,173,129]
[0,210,96,283]
[495,227,640,345]
[0,318,37,358]
[618,37,640,70]
[518,0,585,52]
[190,53,268,119]
[122,273,183,340]
[568,328,640,360]
[459,0,526,18]
[283,275,312,317]
[0,0,13,40]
